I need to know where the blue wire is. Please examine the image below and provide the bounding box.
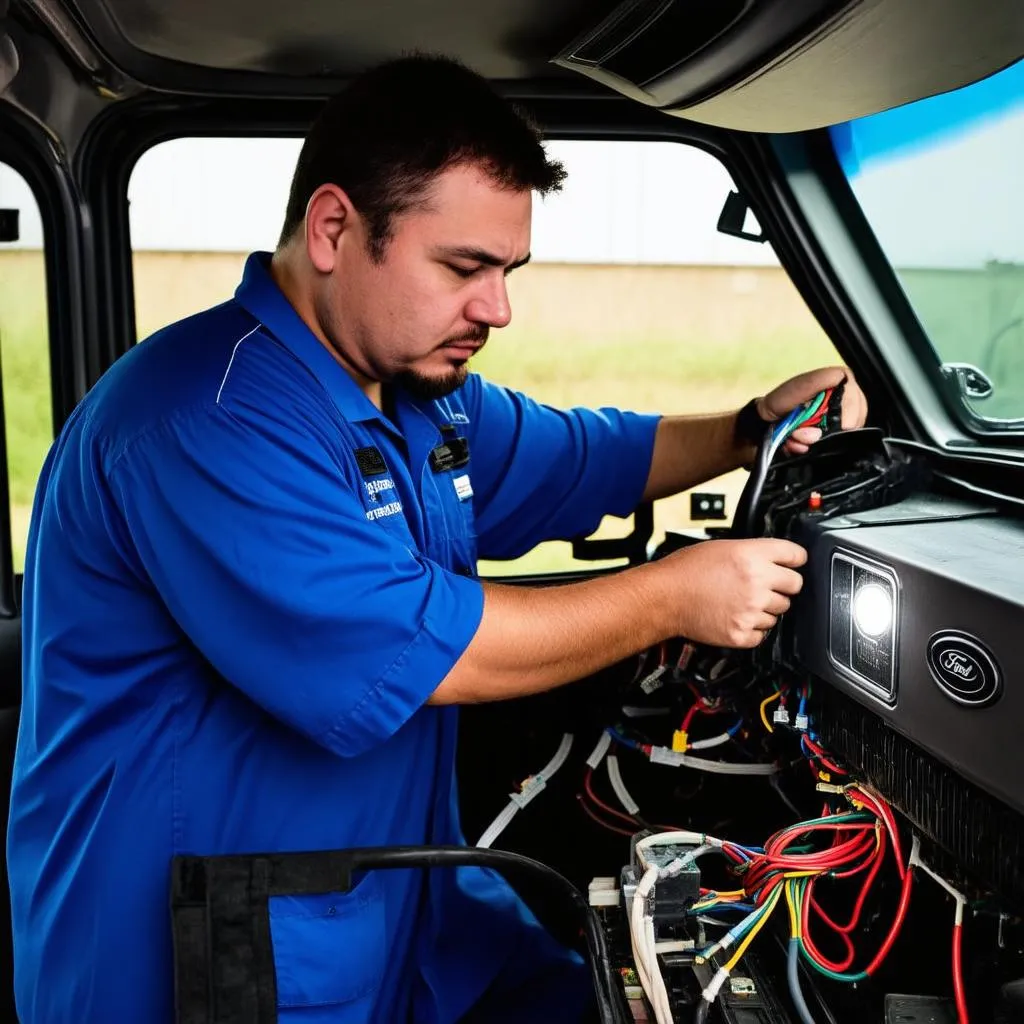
[606,727,640,750]
[691,902,758,916]
[727,719,744,736]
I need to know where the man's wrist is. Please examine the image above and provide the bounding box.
[733,397,772,468]
[734,397,772,448]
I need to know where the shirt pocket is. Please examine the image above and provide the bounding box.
[435,469,477,576]
[269,871,385,1021]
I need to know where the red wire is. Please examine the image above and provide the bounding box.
[576,794,635,837]
[865,863,914,975]
[583,768,637,827]
[802,883,857,972]
[953,922,969,1023]
[848,788,905,878]
[801,829,888,972]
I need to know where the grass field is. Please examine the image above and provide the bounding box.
[1,251,840,574]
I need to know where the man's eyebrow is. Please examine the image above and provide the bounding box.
[439,247,532,271]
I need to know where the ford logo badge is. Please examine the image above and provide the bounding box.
[926,631,1001,707]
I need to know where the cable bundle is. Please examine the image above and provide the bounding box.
[677,786,913,1023]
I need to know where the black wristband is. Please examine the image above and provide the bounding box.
[734,398,772,448]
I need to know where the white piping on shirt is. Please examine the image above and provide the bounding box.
[215,324,262,404]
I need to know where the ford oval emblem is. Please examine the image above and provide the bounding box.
[926,631,1001,707]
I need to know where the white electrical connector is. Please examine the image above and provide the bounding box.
[639,664,667,694]
[773,704,791,727]
[794,713,809,731]
[588,877,620,908]
[649,746,778,775]
[476,734,573,849]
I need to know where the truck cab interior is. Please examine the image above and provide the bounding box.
[1,1,1023,1022]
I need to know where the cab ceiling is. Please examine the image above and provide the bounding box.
[36,0,626,93]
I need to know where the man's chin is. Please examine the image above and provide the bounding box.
[393,365,469,400]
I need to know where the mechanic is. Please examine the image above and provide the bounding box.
[7,54,868,1024]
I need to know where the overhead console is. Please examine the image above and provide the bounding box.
[552,0,1024,131]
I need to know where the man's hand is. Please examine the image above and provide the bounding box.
[756,366,868,456]
[656,537,808,648]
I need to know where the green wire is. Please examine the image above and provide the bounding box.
[794,877,869,983]
[792,391,827,430]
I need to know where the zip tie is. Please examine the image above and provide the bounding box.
[910,835,967,911]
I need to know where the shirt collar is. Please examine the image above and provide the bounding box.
[233,251,382,424]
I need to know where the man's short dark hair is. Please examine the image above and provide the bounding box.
[279,54,567,259]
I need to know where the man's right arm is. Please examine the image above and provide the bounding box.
[431,537,807,705]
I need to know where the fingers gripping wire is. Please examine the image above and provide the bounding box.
[733,388,838,539]
[476,734,573,849]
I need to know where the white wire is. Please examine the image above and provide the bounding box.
[630,866,675,1024]
[688,731,732,751]
[538,732,574,780]
[475,733,573,849]
[607,755,641,817]
[476,801,518,850]
[649,746,778,775]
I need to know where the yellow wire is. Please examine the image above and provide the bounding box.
[785,880,801,938]
[723,886,782,973]
[760,691,780,732]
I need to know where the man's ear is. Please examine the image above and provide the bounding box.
[304,184,356,274]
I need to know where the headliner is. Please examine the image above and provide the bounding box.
[65,0,624,83]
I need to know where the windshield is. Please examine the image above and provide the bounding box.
[829,59,1024,427]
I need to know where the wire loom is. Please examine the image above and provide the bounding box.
[816,685,1024,911]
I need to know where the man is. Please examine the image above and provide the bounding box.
[7,55,867,1023]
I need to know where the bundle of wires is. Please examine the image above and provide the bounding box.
[682,786,912,1024]
[734,387,839,539]
[607,726,777,777]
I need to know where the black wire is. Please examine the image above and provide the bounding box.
[733,430,775,538]
[693,997,711,1024]
[344,845,628,1023]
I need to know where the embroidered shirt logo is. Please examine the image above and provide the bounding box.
[364,478,403,522]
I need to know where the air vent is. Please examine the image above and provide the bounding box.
[554,0,849,110]
[567,0,752,87]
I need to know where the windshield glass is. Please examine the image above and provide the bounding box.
[829,59,1024,427]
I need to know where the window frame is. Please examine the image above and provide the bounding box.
[784,128,1024,452]
[77,92,915,581]
[0,103,86,610]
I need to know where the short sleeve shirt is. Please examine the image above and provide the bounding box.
[7,252,660,1024]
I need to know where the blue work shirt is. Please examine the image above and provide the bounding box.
[8,252,659,1023]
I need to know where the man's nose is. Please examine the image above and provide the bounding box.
[464,275,511,329]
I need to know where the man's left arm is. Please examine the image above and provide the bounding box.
[642,366,869,502]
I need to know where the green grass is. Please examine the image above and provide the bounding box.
[473,324,838,575]
[0,256,53,571]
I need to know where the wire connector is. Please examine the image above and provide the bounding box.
[639,665,667,694]
[509,774,546,809]
[773,705,791,727]
[672,730,688,753]
[794,713,809,731]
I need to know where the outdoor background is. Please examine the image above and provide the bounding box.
[1,120,1021,574]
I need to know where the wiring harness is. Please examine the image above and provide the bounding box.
[733,386,843,539]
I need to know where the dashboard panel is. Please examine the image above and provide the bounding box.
[789,494,1024,817]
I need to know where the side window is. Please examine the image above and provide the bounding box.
[127,137,840,577]
[474,140,840,575]
[0,162,53,576]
